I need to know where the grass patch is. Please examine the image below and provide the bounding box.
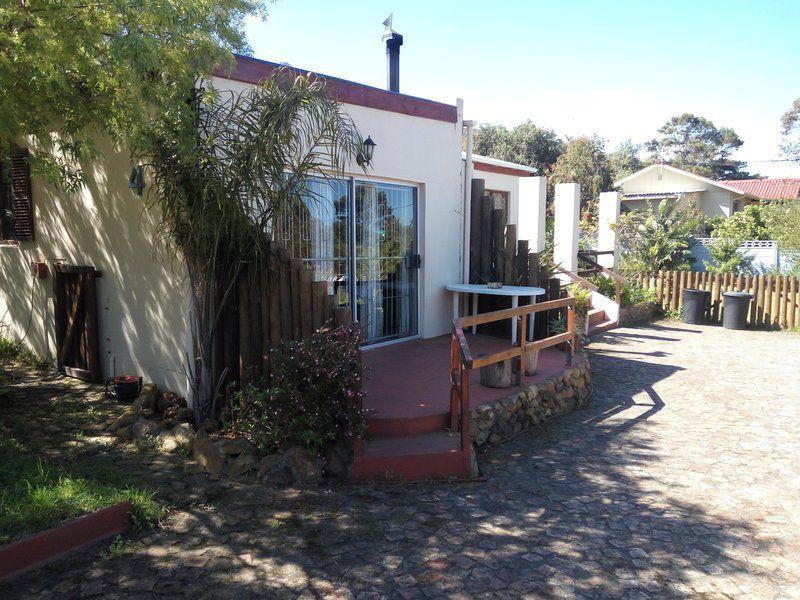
[0,434,163,545]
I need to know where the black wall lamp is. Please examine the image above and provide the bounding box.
[357,136,376,167]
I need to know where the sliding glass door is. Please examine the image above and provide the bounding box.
[273,177,419,345]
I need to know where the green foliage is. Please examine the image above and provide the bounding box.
[587,275,658,308]
[703,237,754,274]
[0,0,266,190]
[608,140,643,181]
[621,284,658,308]
[568,284,592,318]
[762,200,800,254]
[100,535,134,561]
[231,325,367,456]
[646,113,749,180]
[473,121,564,175]
[711,205,770,241]
[138,72,363,422]
[780,97,800,163]
[549,136,613,212]
[0,336,17,364]
[616,199,702,272]
[0,434,162,545]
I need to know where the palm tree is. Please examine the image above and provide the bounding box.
[616,199,702,273]
[136,70,363,423]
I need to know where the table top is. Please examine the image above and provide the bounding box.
[446,283,546,297]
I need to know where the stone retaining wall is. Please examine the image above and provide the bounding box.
[470,352,591,447]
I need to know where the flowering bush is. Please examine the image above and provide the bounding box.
[231,324,367,455]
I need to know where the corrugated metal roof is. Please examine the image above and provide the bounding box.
[720,178,800,200]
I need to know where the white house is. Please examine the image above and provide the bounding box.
[0,55,548,394]
[615,164,759,217]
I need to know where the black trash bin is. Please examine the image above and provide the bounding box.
[722,292,753,330]
[682,288,710,324]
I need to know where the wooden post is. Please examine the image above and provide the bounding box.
[491,207,506,283]
[504,224,517,285]
[479,196,493,282]
[469,179,485,284]
[516,240,529,286]
[238,270,252,385]
[789,277,797,330]
[312,280,327,332]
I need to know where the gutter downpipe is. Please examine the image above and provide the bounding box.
[463,119,476,284]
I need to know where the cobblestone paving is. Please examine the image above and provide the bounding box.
[5,321,800,599]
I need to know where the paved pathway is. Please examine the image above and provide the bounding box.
[6,321,800,599]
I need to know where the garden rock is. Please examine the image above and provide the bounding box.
[257,447,322,485]
[193,431,225,475]
[105,405,141,433]
[158,423,195,453]
[226,453,258,478]
[323,440,352,479]
[216,438,255,457]
[174,407,194,423]
[133,383,158,411]
[132,418,162,442]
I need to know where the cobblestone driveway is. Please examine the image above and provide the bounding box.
[7,321,800,599]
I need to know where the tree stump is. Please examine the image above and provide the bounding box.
[514,350,539,377]
[480,359,512,388]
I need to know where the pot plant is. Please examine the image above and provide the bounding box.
[568,284,592,341]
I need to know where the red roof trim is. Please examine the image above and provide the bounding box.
[218,55,459,124]
[473,161,534,178]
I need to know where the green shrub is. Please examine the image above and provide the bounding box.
[621,284,658,308]
[0,337,19,364]
[232,324,367,455]
[568,284,592,318]
[703,237,754,274]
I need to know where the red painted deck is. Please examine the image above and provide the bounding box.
[354,334,575,481]
[362,333,573,422]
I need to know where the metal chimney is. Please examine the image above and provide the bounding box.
[382,14,403,92]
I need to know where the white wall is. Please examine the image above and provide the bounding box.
[619,167,738,217]
[473,169,522,225]
[214,77,465,341]
[0,137,189,393]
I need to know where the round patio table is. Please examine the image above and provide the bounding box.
[446,283,546,344]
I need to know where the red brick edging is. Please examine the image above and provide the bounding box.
[0,501,132,582]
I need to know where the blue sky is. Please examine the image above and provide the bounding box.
[246,0,800,177]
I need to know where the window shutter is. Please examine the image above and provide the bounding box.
[10,147,34,242]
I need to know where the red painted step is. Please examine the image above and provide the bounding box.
[354,431,473,481]
[366,411,450,438]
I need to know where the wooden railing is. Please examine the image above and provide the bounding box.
[449,297,576,455]
[577,252,626,306]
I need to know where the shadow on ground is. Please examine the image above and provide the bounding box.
[3,325,782,598]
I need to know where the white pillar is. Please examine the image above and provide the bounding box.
[553,183,580,273]
[518,176,547,252]
[598,191,621,270]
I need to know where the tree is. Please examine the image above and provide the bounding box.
[703,237,753,274]
[608,140,643,181]
[0,0,266,190]
[615,198,702,272]
[646,113,748,180]
[473,120,563,175]
[780,97,800,163]
[137,72,363,423]
[548,136,613,210]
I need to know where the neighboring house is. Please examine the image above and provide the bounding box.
[720,178,800,201]
[615,164,759,217]
[461,152,536,225]
[1,53,544,395]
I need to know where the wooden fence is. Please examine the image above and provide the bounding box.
[214,243,352,387]
[636,271,799,329]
